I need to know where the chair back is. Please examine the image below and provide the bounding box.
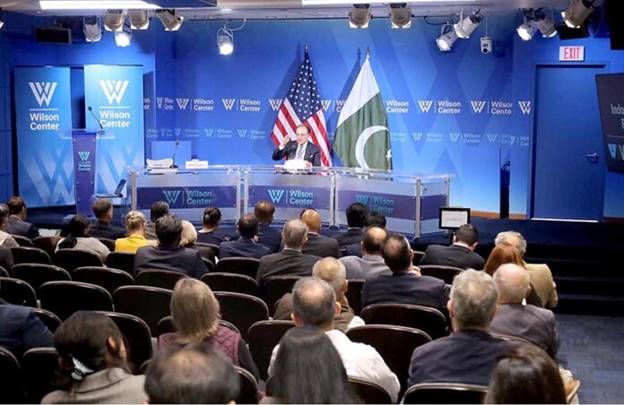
[0,265,8,277]
[114,285,172,336]
[214,292,269,340]
[73,266,134,296]
[135,269,187,290]
[247,320,295,380]
[215,257,260,278]
[31,308,62,332]
[105,252,136,275]
[418,265,464,284]
[263,276,300,314]
[360,303,448,339]
[22,348,59,403]
[201,272,259,296]
[402,382,488,404]
[194,242,218,264]
[98,311,153,372]
[235,366,260,404]
[202,258,216,272]
[156,316,241,338]
[39,281,114,320]
[12,263,71,292]
[12,234,34,247]
[412,250,425,266]
[96,237,116,251]
[0,277,37,307]
[349,377,392,404]
[345,279,365,315]
[53,248,103,272]
[11,246,51,265]
[0,346,25,402]
[33,236,62,258]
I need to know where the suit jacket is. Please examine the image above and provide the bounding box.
[525,262,558,308]
[0,245,14,275]
[89,221,126,240]
[302,233,341,258]
[5,216,39,239]
[343,242,362,257]
[257,223,282,253]
[340,254,391,280]
[219,237,271,259]
[256,249,321,287]
[272,141,321,167]
[421,244,485,270]
[197,228,233,246]
[134,244,208,278]
[490,303,559,357]
[0,299,54,356]
[361,271,450,310]
[334,228,364,249]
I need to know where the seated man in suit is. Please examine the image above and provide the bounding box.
[0,297,54,356]
[490,263,559,357]
[145,201,170,240]
[421,223,485,270]
[340,226,391,280]
[256,219,321,288]
[495,231,558,309]
[334,202,368,249]
[219,214,270,259]
[408,269,513,386]
[0,204,18,248]
[134,215,208,278]
[0,244,14,274]
[342,211,387,257]
[5,196,39,239]
[271,124,321,168]
[361,234,449,310]
[89,198,126,240]
[300,209,340,258]
[254,200,281,253]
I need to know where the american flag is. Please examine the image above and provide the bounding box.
[271,50,332,167]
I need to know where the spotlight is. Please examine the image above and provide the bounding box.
[437,23,458,52]
[83,16,102,42]
[516,21,537,41]
[0,8,4,30]
[453,10,482,38]
[562,0,594,29]
[535,11,557,38]
[156,9,183,31]
[104,9,125,32]
[128,10,149,30]
[389,3,411,29]
[518,9,557,41]
[217,27,234,55]
[114,19,132,47]
[349,4,371,29]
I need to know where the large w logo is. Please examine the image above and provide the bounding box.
[222,98,236,111]
[470,100,487,114]
[268,99,282,111]
[355,194,369,205]
[518,101,532,115]
[99,80,129,104]
[78,151,91,162]
[267,189,285,204]
[418,100,433,113]
[28,82,58,107]
[176,98,189,110]
[162,190,182,205]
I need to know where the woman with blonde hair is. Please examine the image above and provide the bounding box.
[158,278,259,379]
[114,211,152,253]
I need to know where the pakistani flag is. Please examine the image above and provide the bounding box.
[333,55,392,170]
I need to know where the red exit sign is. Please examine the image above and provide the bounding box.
[559,46,585,61]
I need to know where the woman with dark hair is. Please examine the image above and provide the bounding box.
[56,214,110,261]
[197,207,232,245]
[268,327,357,404]
[485,345,566,404]
[42,311,147,404]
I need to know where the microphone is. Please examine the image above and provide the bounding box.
[87,106,104,130]
[171,136,180,169]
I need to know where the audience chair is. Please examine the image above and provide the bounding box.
[201,272,260,296]
[418,265,464,284]
[53,248,103,272]
[105,251,135,275]
[349,377,393,404]
[360,303,448,339]
[22,348,59,403]
[347,325,432,394]
[10,246,51,265]
[114,285,172,336]
[402,382,488,404]
[156,315,241,338]
[194,242,219,264]
[0,265,9,277]
[215,257,260,278]
[214,291,269,340]
[247,320,295,381]
[31,308,62,332]
[96,237,116,251]
[73,266,134,296]
[235,366,260,404]
[263,275,300,314]
[345,279,365,315]
[0,346,25,403]
[39,281,114,320]
[98,311,153,373]
[201,257,216,272]
[135,269,187,290]
[412,250,425,266]
[12,234,34,247]
[33,236,62,259]
[12,263,71,292]
[0,277,38,307]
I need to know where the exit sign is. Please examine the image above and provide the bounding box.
[559,46,585,61]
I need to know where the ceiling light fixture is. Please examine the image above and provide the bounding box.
[114,19,132,47]
[437,22,458,52]
[104,9,125,32]
[128,9,149,30]
[562,0,594,29]
[349,4,371,29]
[216,19,246,56]
[0,8,4,30]
[39,0,159,10]
[83,16,102,42]
[516,20,537,41]
[453,10,482,38]
[389,3,412,29]
[156,9,183,31]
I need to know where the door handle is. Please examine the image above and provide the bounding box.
[586,153,599,163]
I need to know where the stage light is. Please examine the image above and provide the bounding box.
[128,10,149,30]
[83,16,102,42]
[114,19,132,47]
[453,10,481,38]
[0,8,4,30]
[390,3,411,29]
[516,21,537,41]
[436,23,458,52]
[104,9,125,32]
[217,27,234,55]
[156,9,183,31]
[349,4,371,29]
[562,0,594,29]
[39,0,159,10]
[535,12,557,38]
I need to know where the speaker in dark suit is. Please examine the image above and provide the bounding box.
[271,124,321,167]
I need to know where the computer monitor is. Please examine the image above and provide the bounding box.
[439,207,471,230]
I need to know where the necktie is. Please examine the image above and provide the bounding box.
[295,144,305,160]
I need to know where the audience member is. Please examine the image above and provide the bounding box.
[269,277,400,402]
[256,219,321,287]
[254,200,282,252]
[0,293,54,356]
[334,202,368,248]
[5,196,39,239]
[219,213,270,259]
[134,215,208,278]
[0,204,18,248]
[485,345,566,404]
[421,224,485,269]
[300,209,341,258]
[89,198,126,240]
[495,230,558,308]
[145,343,240,404]
[340,226,391,280]
[179,219,198,247]
[56,214,110,261]
[408,269,513,386]
[42,311,147,404]
[0,244,13,275]
[268,327,357,404]
[115,211,153,253]
[145,201,169,240]
[196,206,232,245]
[343,211,387,257]
[491,263,559,357]
[274,257,365,332]
[361,234,449,310]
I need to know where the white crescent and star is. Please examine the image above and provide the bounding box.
[354,125,389,169]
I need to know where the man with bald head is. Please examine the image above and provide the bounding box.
[340,227,391,280]
[490,263,559,357]
[256,219,321,287]
[299,209,340,258]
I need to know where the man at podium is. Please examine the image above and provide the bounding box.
[272,124,321,168]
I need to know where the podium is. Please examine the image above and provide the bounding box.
[72,129,98,215]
